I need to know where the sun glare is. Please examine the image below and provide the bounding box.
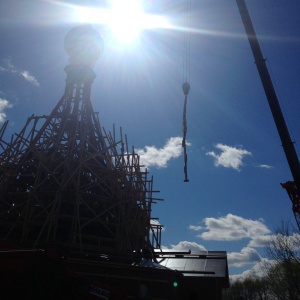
[108,0,144,44]
[74,1,170,45]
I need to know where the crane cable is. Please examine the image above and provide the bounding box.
[182,0,191,182]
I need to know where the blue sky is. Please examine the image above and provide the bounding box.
[1,0,300,281]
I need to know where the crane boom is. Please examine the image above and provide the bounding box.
[236,0,300,228]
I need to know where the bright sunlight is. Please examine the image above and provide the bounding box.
[74,0,169,45]
[108,0,144,44]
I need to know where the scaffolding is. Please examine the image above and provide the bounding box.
[0,63,162,256]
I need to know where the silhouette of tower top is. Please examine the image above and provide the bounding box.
[0,26,162,256]
[64,24,104,67]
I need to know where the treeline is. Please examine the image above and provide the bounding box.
[223,223,300,300]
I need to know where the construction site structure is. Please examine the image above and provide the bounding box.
[0,25,162,256]
[0,25,229,300]
[237,0,300,229]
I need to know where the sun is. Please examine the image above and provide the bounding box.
[74,1,169,45]
[108,0,145,44]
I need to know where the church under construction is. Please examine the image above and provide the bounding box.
[0,25,228,300]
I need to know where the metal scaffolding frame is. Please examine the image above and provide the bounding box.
[0,64,162,256]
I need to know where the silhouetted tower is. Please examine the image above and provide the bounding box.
[0,25,162,255]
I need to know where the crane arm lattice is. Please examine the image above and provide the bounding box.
[281,181,300,229]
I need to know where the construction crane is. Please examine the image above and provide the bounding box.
[236,0,300,229]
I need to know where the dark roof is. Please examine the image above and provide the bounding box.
[154,250,229,288]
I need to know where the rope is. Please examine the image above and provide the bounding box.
[182,82,190,182]
[181,0,191,182]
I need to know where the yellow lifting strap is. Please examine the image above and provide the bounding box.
[182,82,190,182]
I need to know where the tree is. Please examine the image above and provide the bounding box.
[223,277,269,300]
[263,222,300,300]
[224,222,300,300]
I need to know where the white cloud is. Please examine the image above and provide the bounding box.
[0,58,14,71]
[20,70,40,86]
[230,258,274,282]
[206,143,251,170]
[196,214,270,241]
[169,241,207,252]
[247,234,274,247]
[248,232,300,250]
[228,247,261,267]
[150,219,165,232]
[0,98,13,123]
[256,164,273,169]
[136,136,190,169]
[0,58,39,86]
[189,225,202,231]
